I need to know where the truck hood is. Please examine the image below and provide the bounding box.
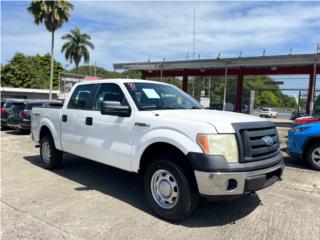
[152,109,267,133]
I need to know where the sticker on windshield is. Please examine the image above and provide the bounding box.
[142,88,160,99]
[128,82,136,91]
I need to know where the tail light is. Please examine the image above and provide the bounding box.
[293,117,320,126]
[20,110,27,119]
[0,108,7,114]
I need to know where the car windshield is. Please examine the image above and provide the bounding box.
[125,82,203,110]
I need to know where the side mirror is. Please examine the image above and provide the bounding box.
[101,101,131,117]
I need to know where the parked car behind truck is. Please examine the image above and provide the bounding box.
[7,100,62,132]
[288,122,320,170]
[31,79,284,220]
[1,99,25,129]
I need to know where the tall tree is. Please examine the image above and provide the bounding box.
[1,52,63,89]
[61,28,94,74]
[27,0,73,99]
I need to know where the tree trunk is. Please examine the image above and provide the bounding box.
[76,63,79,75]
[49,30,55,100]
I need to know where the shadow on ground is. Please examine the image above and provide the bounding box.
[283,156,314,170]
[1,129,29,135]
[24,154,261,227]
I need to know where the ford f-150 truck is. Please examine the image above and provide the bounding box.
[31,79,284,221]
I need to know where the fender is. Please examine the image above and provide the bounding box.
[39,118,62,151]
[132,128,203,172]
[302,135,320,151]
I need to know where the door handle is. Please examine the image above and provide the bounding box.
[62,115,67,122]
[86,117,93,125]
[135,122,150,127]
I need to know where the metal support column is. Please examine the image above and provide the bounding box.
[235,73,244,112]
[141,71,146,79]
[306,69,315,114]
[182,72,188,92]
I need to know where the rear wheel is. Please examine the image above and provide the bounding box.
[144,156,199,221]
[40,135,62,169]
[305,143,320,171]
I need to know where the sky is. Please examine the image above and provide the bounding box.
[2,0,320,72]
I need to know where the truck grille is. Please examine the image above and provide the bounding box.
[232,122,279,163]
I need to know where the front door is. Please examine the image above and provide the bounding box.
[83,83,134,171]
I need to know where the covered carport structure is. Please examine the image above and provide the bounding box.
[114,53,319,114]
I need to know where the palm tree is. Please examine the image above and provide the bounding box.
[61,28,94,74]
[27,0,73,99]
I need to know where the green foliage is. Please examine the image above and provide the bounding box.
[315,95,320,112]
[61,28,94,72]
[27,0,73,32]
[187,75,297,108]
[1,52,63,89]
[68,65,141,79]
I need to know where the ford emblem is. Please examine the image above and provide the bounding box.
[262,136,274,146]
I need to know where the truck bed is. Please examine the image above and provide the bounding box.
[31,107,62,150]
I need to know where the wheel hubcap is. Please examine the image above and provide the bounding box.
[150,169,179,209]
[42,141,51,164]
[311,147,320,167]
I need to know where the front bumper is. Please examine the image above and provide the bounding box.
[194,161,284,197]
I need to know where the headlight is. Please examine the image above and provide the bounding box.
[289,127,310,134]
[196,134,239,163]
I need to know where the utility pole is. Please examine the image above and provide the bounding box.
[94,61,97,76]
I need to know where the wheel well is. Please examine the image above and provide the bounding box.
[303,137,320,156]
[39,126,52,141]
[139,142,193,175]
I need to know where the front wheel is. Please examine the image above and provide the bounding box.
[305,143,320,171]
[144,157,199,221]
[40,135,62,169]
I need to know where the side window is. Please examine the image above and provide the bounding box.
[68,84,96,110]
[93,83,128,110]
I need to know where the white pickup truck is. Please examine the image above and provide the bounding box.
[31,79,284,220]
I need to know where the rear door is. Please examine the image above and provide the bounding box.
[60,84,97,157]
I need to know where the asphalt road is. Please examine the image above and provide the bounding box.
[1,129,320,240]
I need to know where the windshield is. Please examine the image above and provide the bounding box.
[125,82,202,110]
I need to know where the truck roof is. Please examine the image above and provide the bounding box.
[75,78,169,86]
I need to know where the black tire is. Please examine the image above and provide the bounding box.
[305,143,320,171]
[144,156,199,221]
[40,134,62,169]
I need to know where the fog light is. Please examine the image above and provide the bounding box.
[226,179,238,191]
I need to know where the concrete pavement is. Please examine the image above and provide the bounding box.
[1,130,320,240]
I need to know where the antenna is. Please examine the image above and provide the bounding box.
[193,8,196,60]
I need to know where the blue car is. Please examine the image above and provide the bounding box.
[288,122,320,170]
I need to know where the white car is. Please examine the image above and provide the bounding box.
[31,79,284,221]
[260,108,278,118]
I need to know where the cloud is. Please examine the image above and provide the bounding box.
[2,1,320,70]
